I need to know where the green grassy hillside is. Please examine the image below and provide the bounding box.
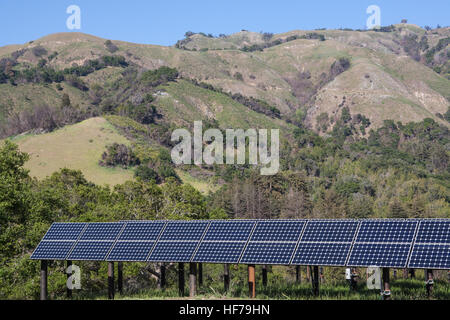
[1,28,448,133]
[10,117,134,186]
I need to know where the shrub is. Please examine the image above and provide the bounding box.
[99,143,140,168]
[61,93,71,108]
[65,75,88,91]
[32,46,47,57]
[233,72,244,81]
[135,166,160,183]
[262,32,274,42]
[141,66,178,86]
[104,40,119,53]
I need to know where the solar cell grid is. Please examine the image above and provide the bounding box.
[193,242,246,263]
[356,220,417,243]
[107,241,155,261]
[80,222,125,241]
[31,241,75,260]
[42,223,87,241]
[118,221,165,241]
[148,241,198,262]
[160,221,209,241]
[240,242,297,265]
[408,244,450,269]
[203,221,255,241]
[68,241,115,261]
[292,242,351,266]
[301,220,358,242]
[414,220,450,244]
[250,220,305,242]
[347,243,411,268]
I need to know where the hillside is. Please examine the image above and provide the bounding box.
[10,117,134,185]
[0,26,448,136]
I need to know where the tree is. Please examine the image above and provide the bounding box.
[61,93,71,108]
[135,166,160,183]
[401,19,408,24]
[389,199,407,218]
[0,141,31,226]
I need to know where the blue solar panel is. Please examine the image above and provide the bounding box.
[160,221,209,241]
[42,223,87,240]
[148,241,198,262]
[31,241,76,260]
[107,241,155,261]
[80,223,125,241]
[203,221,255,241]
[292,242,351,266]
[118,221,166,241]
[250,220,305,242]
[68,241,115,261]
[301,220,358,242]
[415,220,450,244]
[30,219,450,268]
[192,241,246,263]
[347,243,411,268]
[356,220,417,243]
[240,242,297,265]
[408,244,450,269]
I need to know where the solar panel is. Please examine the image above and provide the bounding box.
[118,221,166,241]
[301,220,359,242]
[408,244,450,269]
[347,243,412,268]
[407,220,450,270]
[292,242,351,266]
[107,241,156,261]
[42,223,87,240]
[347,220,418,268]
[79,222,125,241]
[31,241,76,260]
[147,221,209,262]
[250,220,305,242]
[240,220,305,265]
[30,223,88,260]
[291,220,358,266]
[30,219,450,268]
[68,241,115,261]
[355,220,417,243]
[160,221,209,241]
[190,221,255,263]
[193,241,247,263]
[105,221,166,261]
[414,220,450,244]
[148,241,199,262]
[203,221,255,241]
[240,242,297,265]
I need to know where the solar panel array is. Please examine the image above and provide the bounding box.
[31,219,450,269]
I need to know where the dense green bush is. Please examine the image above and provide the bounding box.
[99,143,140,168]
[141,66,179,86]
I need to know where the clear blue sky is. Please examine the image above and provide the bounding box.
[0,0,448,47]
